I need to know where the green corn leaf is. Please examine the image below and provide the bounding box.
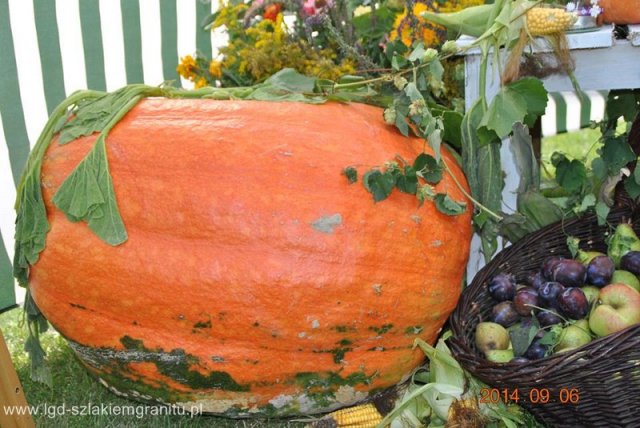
[477,142,502,213]
[509,123,539,193]
[478,142,503,261]
[499,212,535,243]
[421,4,494,38]
[461,99,485,200]
[516,190,564,231]
[414,338,465,389]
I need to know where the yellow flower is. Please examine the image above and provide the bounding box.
[439,0,483,13]
[177,55,198,79]
[390,3,439,47]
[353,5,372,17]
[209,60,223,79]
[195,77,208,88]
[389,0,484,48]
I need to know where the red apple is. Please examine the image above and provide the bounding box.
[589,283,640,337]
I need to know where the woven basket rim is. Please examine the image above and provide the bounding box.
[448,205,640,383]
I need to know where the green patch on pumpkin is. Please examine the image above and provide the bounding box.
[369,324,394,335]
[115,336,249,391]
[193,320,212,329]
[405,325,423,335]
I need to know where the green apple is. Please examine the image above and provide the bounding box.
[485,349,514,363]
[611,270,640,292]
[475,322,510,354]
[577,250,604,265]
[555,320,592,353]
[581,285,600,307]
[589,283,640,337]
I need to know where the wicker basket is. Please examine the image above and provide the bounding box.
[448,204,640,428]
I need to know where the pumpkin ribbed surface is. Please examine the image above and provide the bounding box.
[30,99,472,416]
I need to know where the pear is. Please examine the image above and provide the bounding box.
[577,250,604,265]
[475,322,510,354]
[611,270,640,292]
[581,285,600,306]
[555,320,592,353]
[485,349,515,363]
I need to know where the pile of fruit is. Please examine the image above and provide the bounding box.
[475,223,640,363]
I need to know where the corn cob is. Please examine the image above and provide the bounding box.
[526,7,576,36]
[325,403,384,427]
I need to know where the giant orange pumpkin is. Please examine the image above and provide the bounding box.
[598,0,640,24]
[29,99,472,416]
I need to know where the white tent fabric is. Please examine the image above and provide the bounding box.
[0,0,224,308]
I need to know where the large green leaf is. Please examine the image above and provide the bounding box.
[480,78,547,138]
[247,68,325,103]
[509,78,548,117]
[605,89,640,123]
[553,154,587,193]
[52,136,128,246]
[601,135,636,175]
[396,166,418,194]
[260,68,317,92]
[363,170,395,202]
[442,110,462,149]
[414,153,443,184]
[509,317,539,357]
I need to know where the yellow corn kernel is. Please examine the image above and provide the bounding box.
[328,403,384,427]
[526,7,575,36]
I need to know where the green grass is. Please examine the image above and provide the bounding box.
[0,308,308,427]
